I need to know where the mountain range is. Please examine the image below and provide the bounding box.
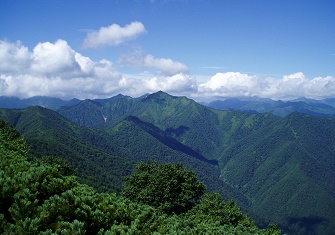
[2,95,335,118]
[1,91,335,234]
[204,97,335,117]
[0,96,81,109]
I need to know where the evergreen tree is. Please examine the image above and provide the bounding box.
[122,161,206,214]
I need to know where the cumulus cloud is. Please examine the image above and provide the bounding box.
[197,72,335,100]
[82,21,146,49]
[118,73,197,98]
[0,40,123,99]
[1,39,334,101]
[31,40,82,76]
[0,40,192,99]
[143,55,189,75]
[143,73,196,93]
[119,49,189,75]
[0,40,31,73]
[199,72,258,96]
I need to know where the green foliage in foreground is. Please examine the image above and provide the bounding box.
[122,161,206,215]
[0,119,280,234]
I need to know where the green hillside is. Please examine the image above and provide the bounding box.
[0,106,133,193]
[0,119,281,234]
[107,115,251,207]
[55,91,335,234]
[219,112,335,234]
[0,106,248,207]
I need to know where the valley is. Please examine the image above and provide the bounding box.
[1,91,335,234]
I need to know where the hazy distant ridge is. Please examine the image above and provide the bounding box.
[2,94,335,117]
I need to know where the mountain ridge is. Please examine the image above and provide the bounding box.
[2,92,335,117]
[205,97,335,117]
[54,91,335,234]
[1,91,335,234]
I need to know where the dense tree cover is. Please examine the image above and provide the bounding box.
[39,156,76,177]
[0,119,280,234]
[0,105,242,204]
[2,91,335,234]
[122,161,206,215]
[0,107,134,193]
[219,113,335,234]
[108,115,251,209]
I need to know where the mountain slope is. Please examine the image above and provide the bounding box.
[0,106,133,193]
[219,112,335,234]
[58,91,280,159]
[0,105,232,196]
[119,115,218,165]
[55,91,335,234]
[104,114,251,205]
[3,92,335,234]
[108,116,220,187]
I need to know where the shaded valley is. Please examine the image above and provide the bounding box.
[1,91,335,234]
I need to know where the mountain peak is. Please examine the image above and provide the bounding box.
[150,90,172,98]
[141,91,175,102]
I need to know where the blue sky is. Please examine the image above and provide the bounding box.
[1,0,334,101]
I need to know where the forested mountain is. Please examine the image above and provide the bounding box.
[0,119,281,234]
[0,96,80,109]
[0,105,254,226]
[3,94,335,117]
[0,105,236,200]
[205,97,335,117]
[1,91,335,234]
[0,106,133,193]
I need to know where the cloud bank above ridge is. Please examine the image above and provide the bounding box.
[198,72,335,100]
[0,39,196,99]
[1,19,334,101]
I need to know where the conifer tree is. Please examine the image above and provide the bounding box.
[122,161,206,214]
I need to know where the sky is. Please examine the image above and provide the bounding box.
[0,0,334,101]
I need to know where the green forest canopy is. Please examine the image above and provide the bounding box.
[0,119,280,234]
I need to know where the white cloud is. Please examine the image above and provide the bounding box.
[0,40,31,73]
[0,39,192,99]
[0,40,123,99]
[143,55,189,75]
[1,39,334,101]
[119,49,189,75]
[82,21,146,49]
[197,72,335,100]
[116,73,197,99]
[144,73,197,93]
[200,72,255,91]
[31,40,81,76]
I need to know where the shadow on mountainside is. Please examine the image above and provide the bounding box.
[287,216,330,235]
[126,116,219,166]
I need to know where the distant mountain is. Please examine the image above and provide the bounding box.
[0,96,81,109]
[205,97,335,117]
[1,91,335,234]
[3,94,335,117]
